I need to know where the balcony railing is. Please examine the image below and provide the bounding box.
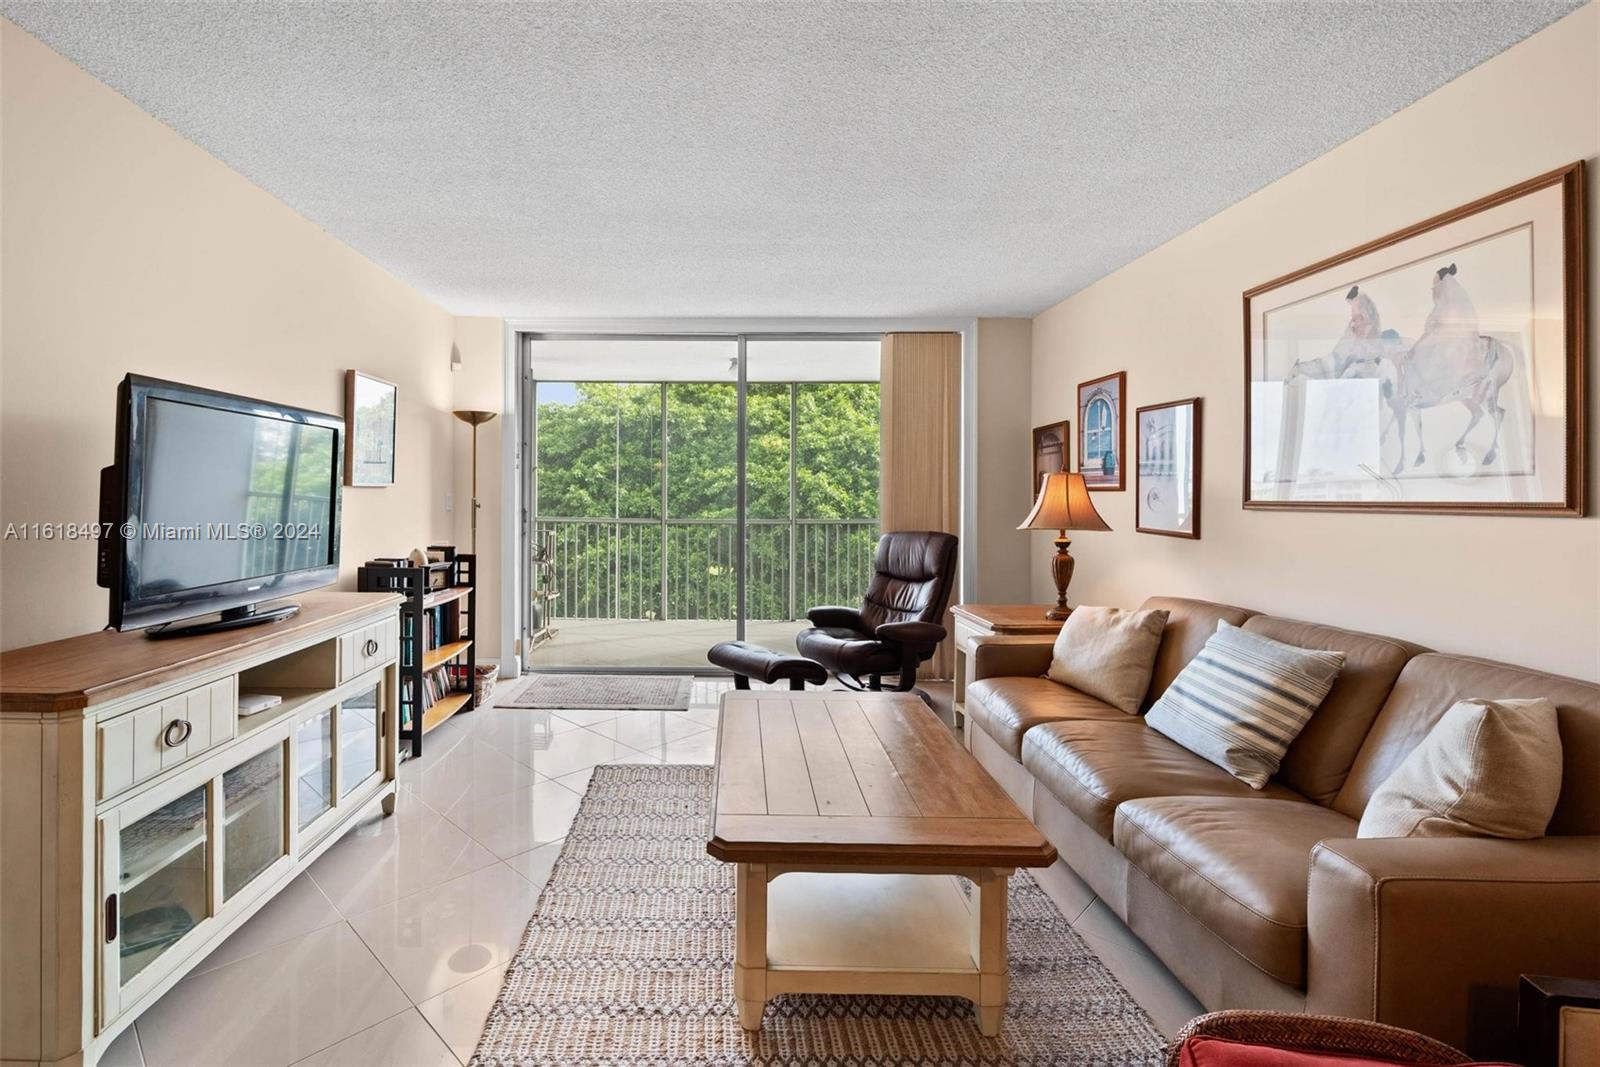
[535,517,878,623]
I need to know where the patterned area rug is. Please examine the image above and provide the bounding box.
[472,764,1165,1066]
[500,673,694,711]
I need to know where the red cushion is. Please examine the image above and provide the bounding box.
[1178,1035,1517,1067]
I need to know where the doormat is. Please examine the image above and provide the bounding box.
[499,673,694,711]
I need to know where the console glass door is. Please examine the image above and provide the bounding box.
[222,744,286,901]
[116,785,207,985]
[296,708,334,830]
[339,682,381,798]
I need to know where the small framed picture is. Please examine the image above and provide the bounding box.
[1137,397,1202,539]
[344,370,397,487]
[1078,371,1126,491]
[1031,420,1070,499]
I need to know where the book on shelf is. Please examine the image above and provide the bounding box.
[419,605,453,652]
[402,663,471,716]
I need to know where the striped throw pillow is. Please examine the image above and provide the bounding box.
[1145,622,1344,789]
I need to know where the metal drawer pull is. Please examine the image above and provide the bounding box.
[364,638,380,657]
[162,718,192,748]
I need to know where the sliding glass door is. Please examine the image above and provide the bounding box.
[522,335,880,671]
[744,340,880,655]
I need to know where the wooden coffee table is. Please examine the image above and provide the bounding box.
[706,690,1057,1036]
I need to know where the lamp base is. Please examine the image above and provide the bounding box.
[1047,533,1076,621]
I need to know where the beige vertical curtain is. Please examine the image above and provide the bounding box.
[880,332,962,679]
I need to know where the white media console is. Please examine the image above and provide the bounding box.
[0,591,402,1066]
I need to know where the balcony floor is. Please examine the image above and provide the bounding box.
[527,618,808,670]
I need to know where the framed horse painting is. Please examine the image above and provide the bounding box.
[1243,161,1585,516]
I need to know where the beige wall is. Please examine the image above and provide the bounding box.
[974,318,1034,602]
[1030,3,1599,681]
[450,316,508,665]
[0,21,457,650]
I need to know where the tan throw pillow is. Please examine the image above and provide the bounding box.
[1357,697,1563,840]
[1046,606,1169,714]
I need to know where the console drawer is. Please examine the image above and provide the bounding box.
[338,617,397,681]
[98,676,238,801]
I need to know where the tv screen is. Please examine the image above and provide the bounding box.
[103,376,343,634]
[137,398,338,594]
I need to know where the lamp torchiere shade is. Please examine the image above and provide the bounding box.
[1018,471,1110,621]
[453,410,498,555]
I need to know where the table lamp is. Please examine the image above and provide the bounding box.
[452,409,497,554]
[1017,471,1110,620]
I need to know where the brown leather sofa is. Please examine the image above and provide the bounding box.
[963,596,1600,1059]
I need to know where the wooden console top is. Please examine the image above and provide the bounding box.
[0,591,402,715]
[707,691,1056,869]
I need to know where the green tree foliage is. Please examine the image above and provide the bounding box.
[534,381,879,621]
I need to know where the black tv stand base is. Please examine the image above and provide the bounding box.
[145,601,301,640]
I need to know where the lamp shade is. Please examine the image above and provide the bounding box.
[1018,471,1111,532]
[452,409,498,426]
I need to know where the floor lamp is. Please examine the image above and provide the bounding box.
[453,409,497,555]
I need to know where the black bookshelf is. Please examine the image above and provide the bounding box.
[357,546,477,758]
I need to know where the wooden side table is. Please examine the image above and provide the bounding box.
[949,604,1063,714]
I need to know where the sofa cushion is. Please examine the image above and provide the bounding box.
[965,677,1136,760]
[1334,654,1600,830]
[1145,622,1345,789]
[1139,596,1257,710]
[1243,616,1428,806]
[1357,697,1562,840]
[1115,796,1357,986]
[1047,605,1169,714]
[1021,720,1306,839]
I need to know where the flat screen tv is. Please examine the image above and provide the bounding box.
[99,375,344,638]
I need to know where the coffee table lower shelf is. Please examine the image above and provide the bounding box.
[733,862,1012,1036]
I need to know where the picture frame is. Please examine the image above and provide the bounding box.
[1031,420,1070,499]
[1078,371,1126,491]
[1136,397,1202,539]
[344,370,397,487]
[1243,161,1585,515]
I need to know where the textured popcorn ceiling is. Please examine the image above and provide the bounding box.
[3,1,1582,318]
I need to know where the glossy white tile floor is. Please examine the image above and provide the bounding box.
[105,677,1199,1066]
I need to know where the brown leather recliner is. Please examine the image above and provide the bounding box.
[795,530,958,692]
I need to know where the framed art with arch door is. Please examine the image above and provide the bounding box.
[1078,371,1126,491]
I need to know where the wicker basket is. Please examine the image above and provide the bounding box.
[472,664,498,707]
[1166,1011,1473,1066]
